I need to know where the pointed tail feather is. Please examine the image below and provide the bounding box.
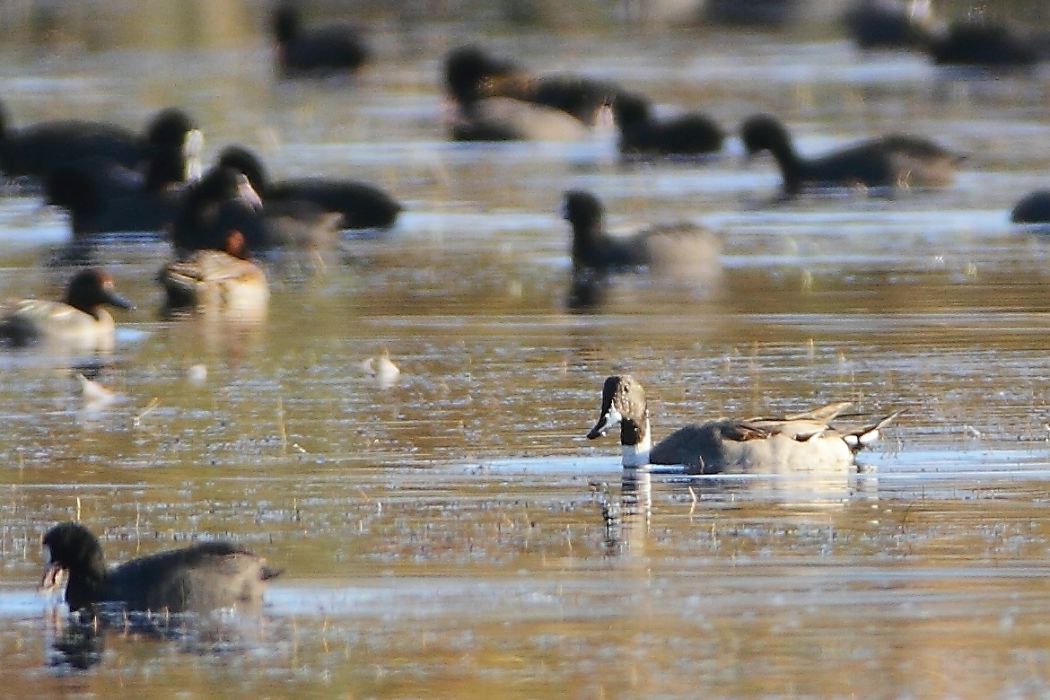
[843,409,905,453]
[784,401,853,422]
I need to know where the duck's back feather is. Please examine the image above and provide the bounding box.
[102,542,279,612]
[0,299,114,348]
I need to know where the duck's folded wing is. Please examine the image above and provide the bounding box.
[4,300,98,338]
[108,542,276,611]
[741,417,833,441]
[719,421,774,442]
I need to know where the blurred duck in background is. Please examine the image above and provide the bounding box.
[740,113,962,197]
[272,2,370,77]
[925,18,1049,68]
[611,92,723,159]
[1010,191,1050,225]
[217,145,401,230]
[43,134,202,238]
[160,245,271,312]
[0,104,199,187]
[162,167,270,310]
[444,45,619,141]
[175,163,345,257]
[561,190,721,280]
[842,0,937,50]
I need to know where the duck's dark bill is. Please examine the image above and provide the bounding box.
[587,414,611,440]
[103,289,136,310]
[588,402,623,440]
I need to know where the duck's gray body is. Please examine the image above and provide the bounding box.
[0,269,133,350]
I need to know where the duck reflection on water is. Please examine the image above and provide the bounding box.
[596,462,877,555]
[595,468,653,555]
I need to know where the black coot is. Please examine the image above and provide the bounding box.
[41,522,281,614]
[272,3,370,77]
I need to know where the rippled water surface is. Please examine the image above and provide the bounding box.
[3,2,1050,697]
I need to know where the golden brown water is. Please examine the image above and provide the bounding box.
[3,1,1050,697]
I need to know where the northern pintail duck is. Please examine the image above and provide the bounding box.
[41,522,281,614]
[44,142,200,238]
[562,190,720,277]
[0,105,198,184]
[217,146,401,230]
[0,269,134,349]
[612,92,723,158]
[741,114,962,197]
[587,375,901,473]
[444,46,615,141]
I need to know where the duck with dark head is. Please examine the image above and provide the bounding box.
[41,521,281,615]
[0,269,133,350]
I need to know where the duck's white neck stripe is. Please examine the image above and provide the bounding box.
[622,418,652,468]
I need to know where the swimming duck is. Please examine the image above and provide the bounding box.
[0,105,199,184]
[842,0,937,50]
[0,269,134,349]
[476,58,622,127]
[170,166,266,255]
[444,46,614,141]
[272,3,370,77]
[926,20,1047,68]
[741,114,961,197]
[587,375,902,473]
[43,143,198,238]
[1011,191,1050,224]
[217,146,401,230]
[41,522,281,614]
[182,163,345,256]
[612,92,723,158]
[561,190,720,277]
[160,234,270,311]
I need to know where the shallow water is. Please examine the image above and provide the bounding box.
[3,2,1050,697]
